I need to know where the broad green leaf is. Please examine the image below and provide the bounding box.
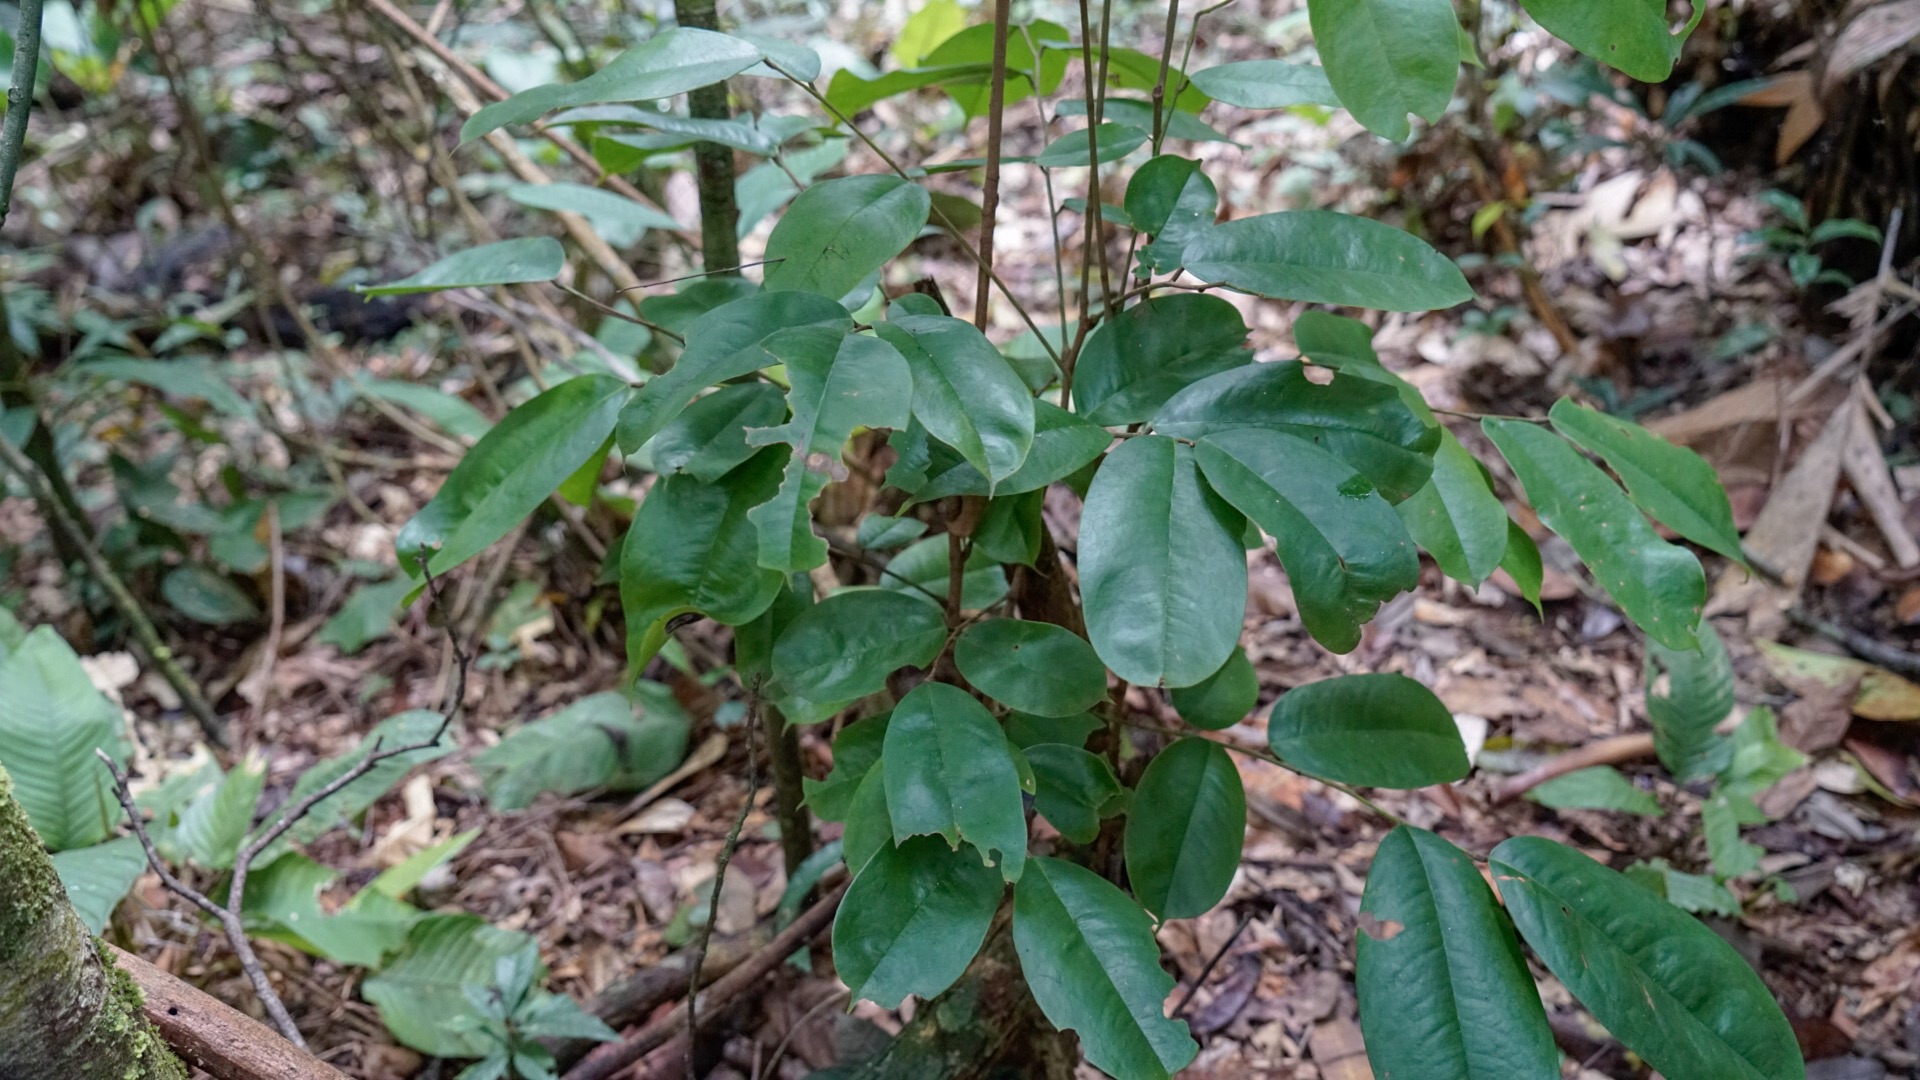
[636,277,760,335]
[1483,418,1704,650]
[1072,294,1252,425]
[1155,360,1437,503]
[1528,766,1662,815]
[174,756,264,870]
[1187,60,1342,109]
[1549,399,1746,564]
[474,689,689,810]
[891,0,968,67]
[0,606,25,659]
[1013,857,1198,1080]
[1627,859,1742,918]
[316,576,415,655]
[1033,122,1148,168]
[243,853,422,967]
[909,400,1109,503]
[364,915,540,1057]
[746,329,912,571]
[398,374,631,578]
[879,536,1009,611]
[883,682,1028,882]
[1057,98,1237,144]
[1006,711,1104,750]
[1025,743,1125,844]
[1184,210,1473,311]
[1399,429,1509,584]
[1491,836,1805,1080]
[504,183,684,247]
[352,377,493,441]
[923,20,1074,116]
[621,446,789,661]
[841,769,893,874]
[1269,673,1467,788]
[737,34,821,82]
[1124,737,1244,919]
[1702,790,1764,878]
[1518,0,1703,82]
[1308,0,1460,141]
[1080,436,1248,689]
[162,565,260,625]
[1500,520,1544,613]
[1125,155,1220,274]
[1195,429,1419,653]
[357,237,566,297]
[1291,310,1434,420]
[366,830,480,900]
[876,312,1035,488]
[764,175,931,300]
[1171,646,1258,730]
[955,619,1108,718]
[824,63,995,117]
[616,291,851,453]
[461,28,761,142]
[1645,620,1735,781]
[972,489,1045,567]
[802,713,888,821]
[834,835,1002,1008]
[857,513,929,551]
[259,711,456,858]
[1720,706,1805,803]
[1357,826,1558,1080]
[648,383,788,484]
[0,627,130,851]
[51,837,146,934]
[770,588,948,702]
[81,357,252,417]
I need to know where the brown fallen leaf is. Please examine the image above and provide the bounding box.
[1310,1016,1374,1080]
[1759,641,1920,721]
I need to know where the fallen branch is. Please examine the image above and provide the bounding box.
[547,924,765,1070]
[106,945,350,1080]
[1490,733,1656,803]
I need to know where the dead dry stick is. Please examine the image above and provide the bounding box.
[106,946,350,1080]
[1490,733,1657,803]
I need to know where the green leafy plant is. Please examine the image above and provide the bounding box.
[447,943,620,1080]
[379,2,1806,1077]
[1743,189,1884,289]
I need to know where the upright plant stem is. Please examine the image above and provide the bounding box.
[0,0,43,230]
[1076,0,1114,322]
[674,0,741,273]
[1149,0,1182,155]
[758,703,813,879]
[973,0,1013,328]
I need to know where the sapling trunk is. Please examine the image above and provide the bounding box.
[674,0,742,273]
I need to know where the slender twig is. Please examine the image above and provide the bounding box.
[763,987,850,1076]
[1172,910,1252,1017]
[618,259,786,292]
[973,0,1013,329]
[1148,0,1183,156]
[1787,607,1920,678]
[552,282,685,344]
[1075,0,1113,322]
[0,0,44,229]
[687,695,759,1079]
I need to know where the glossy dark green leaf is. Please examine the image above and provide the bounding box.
[636,277,760,336]
[972,488,1044,567]
[955,619,1108,717]
[621,447,788,660]
[1187,60,1342,109]
[763,175,931,300]
[1033,122,1149,168]
[841,769,893,874]
[1308,0,1460,141]
[1154,360,1436,503]
[772,588,948,702]
[1170,646,1258,730]
[876,312,1035,488]
[1518,0,1702,82]
[1013,857,1197,1080]
[356,237,566,297]
[1080,436,1248,689]
[398,375,630,577]
[1645,620,1735,781]
[1356,826,1558,1080]
[1491,836,1805,1080]
[1549,399,1746,564]
[1292,310,1433,417]
[1500,520,1544,614]
[745,328,912,571]
[616,291,850,453]
[1483,418,1704,650]
[1184,210,1473,311]
[1268,673,1467,788]
[1005,711,1104,750]
[1528,766,1662,816]
[909,400,1109,503]
[1071,294,1252,426]
[1195,429,1419,653]
[648,383,788,483]
[802,713,888,821]
[883,682,1028,882]
[1025,744,1125,844]
[1124,737,1244,919]
[856,513,928,551]
[461,28,761,142]
[878,536,1009,611]
[1124,156,1220,274]
[1399,429,1509,584]
[504,183,685,246]
[834,835,1002,1008]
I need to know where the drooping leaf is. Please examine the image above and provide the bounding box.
[891,0,968,66]
[1125,737,1244,919]
[1549,399,1746,564]
[353,377,493,441]
[1033,122,1149,168]
[461,28,762,142]
[1518,0,1703,82]
[1079,436,1248,689]
[1183,210,1473,311]
[473,689,689,810]
[1170,646,1259,730]
[877,312,1035,489]
[1528,766,1662,816]
[1702,790,1765,878]
[1268,673,1468,788]
[908,400,1109,503]
[51,836,146,934]
[1024,743,1125,844]
[1187,60,1342,109]
[801,713,888,821]
[0,627,130,851]
[1645,620,1735,781]
[357,237,567,297]
[833,835,1002,1008]
[1484,417,1704,650]
[1398,429,1510,585]
[770,588,948,703]
[243,853,422,967]
[955,619,1108,718]
[878,536,1009,611]
[398,374,631,578]
[1124,156,1220,274]
[883,682,1029,882]
[1491,836,1805,1080]
[1308,0,1460,141]
[763,175,932,300]
[364,915,541,1058]
[1195,429,1419,653]
[856,513,929,551]
[1356,826,1559,1080]
[504,183,685,247]
[1013,857,1198,1080]
[1500,520,1544,614]
[648,383,789,484]
[1072,294,1252,425]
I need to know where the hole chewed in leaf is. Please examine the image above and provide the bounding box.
[1357,912,1405,941]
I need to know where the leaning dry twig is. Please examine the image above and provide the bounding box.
[1490,733,1657,803]
[685,700,760,1079]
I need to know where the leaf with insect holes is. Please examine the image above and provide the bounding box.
[834,835,1002,1008]
[883,682,1029,882]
